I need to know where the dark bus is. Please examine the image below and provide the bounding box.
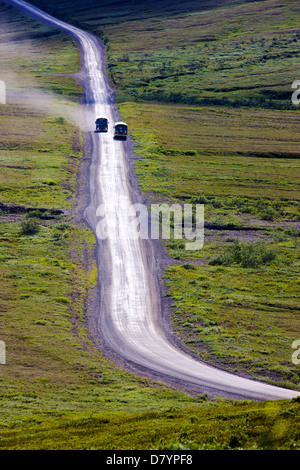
[95,117,108,132]
[114,122,128,140]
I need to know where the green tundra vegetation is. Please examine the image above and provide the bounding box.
[0,0,299,450]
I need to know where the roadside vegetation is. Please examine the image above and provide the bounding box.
[1,397,300,450]
[0,0,299,450]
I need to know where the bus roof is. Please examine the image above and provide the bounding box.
[114,122,127,127]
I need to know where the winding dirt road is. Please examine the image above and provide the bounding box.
[7,0,299,401]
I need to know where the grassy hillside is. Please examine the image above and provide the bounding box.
[1,397,300,450]
[30,0,300,109]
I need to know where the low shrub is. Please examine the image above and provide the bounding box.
[42,180,58,186]
[20,219,40,235]
[209,240,276,268]
[182,263,196,270]
[260,208,277,221]
[190,195,208,204]
[26,210,45,218]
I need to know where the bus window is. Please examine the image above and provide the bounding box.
[95,117,108,132]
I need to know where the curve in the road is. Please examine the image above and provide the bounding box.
[7,0,300,401]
